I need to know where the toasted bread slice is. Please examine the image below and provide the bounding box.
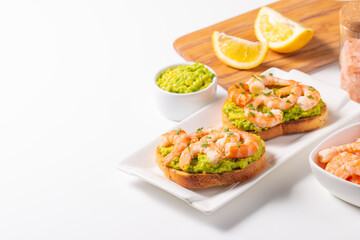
[155,140,266,189]
[222,100,328,141]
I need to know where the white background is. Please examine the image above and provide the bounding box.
[0,0,359,239]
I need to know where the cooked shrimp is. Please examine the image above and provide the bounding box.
[296,85,321,111]
[246,75,294,92]
[349,175,360,184]
[179,138,223,169]
[228,83,252,107]
[214,131,240,153]
[224,129,260,158]
[246,75,300,92]
[325,152,352,180]
[188,126,220,142]
[246,75,293,95]
[318,141,360,163]
[191,126,240,152]
[245,75,301,110]
[262,84,302,110]
[345,153,360,176]
[159,129,190,166]
[260,75,296,87]
[325,152,360,181]
[244,96,283,128]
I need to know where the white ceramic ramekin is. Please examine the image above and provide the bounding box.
[153,62,217,121]
[309,123,360,207]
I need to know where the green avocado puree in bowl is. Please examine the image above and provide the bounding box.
[158,135,264,174]
[156,62,215,94]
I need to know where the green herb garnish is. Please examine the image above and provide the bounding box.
[247,103,255,110]
[264,92,271,96]
[252,75,261,81]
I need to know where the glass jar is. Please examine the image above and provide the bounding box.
[339,2,360,103]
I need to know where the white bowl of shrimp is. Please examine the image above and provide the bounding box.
[309,123,360,207]
[153,62,217,121]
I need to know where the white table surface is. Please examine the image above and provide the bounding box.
[1,0,359,239]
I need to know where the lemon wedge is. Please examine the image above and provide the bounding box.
[254,7,314,53]
[212,31,268,69]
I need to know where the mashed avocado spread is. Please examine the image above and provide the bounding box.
[223,98,323,132]
[156,62,215,93]
[158,135,264,174]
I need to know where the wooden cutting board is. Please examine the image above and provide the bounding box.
[173,0,345,90]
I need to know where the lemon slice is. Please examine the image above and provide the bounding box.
[212,31,268,69]
[255,7,314,53]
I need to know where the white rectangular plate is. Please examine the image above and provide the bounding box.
[118,68,360,213]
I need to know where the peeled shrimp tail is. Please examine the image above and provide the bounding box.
[178,147,192,169]
[246,77,265,94]
[262,75,295,86]
[228,83,252,107]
